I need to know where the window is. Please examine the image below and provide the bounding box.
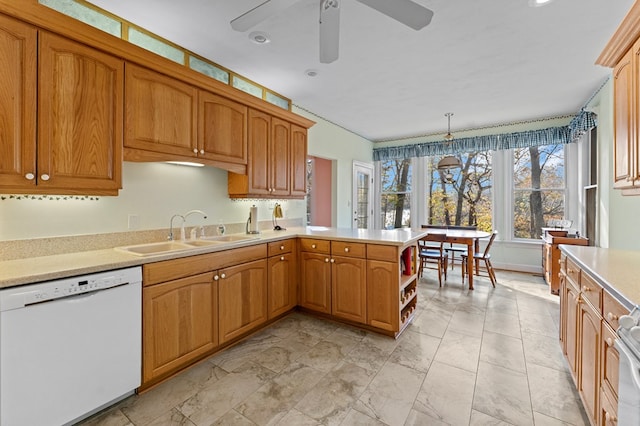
[512,144,565,239]
[380,159,412,229]
[426,152,493,231]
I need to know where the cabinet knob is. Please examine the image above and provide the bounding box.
[312,244,317,249]
[280,256,285,261]
[193,148,198,154]
[40,174,50,181]
[582,286,591,292]
[325,258,329,263]
[330,258,335,263]
[605,411,617,423]
[200,149,204,154]
[344,247,350,253]
[606,337,614,347]
[607,312,618,321]
[280,245,285,250]
[25,173,35,180]
[213,275,219,281]
[220,273,226,279]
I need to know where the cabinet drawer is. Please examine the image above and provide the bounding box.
[268,239,295,256]
[581,272,603,311]
[299,238,330,254]
[367,244,398,261]
[566,257,581,286]
[603,291,629,330]
[331,241,366,258]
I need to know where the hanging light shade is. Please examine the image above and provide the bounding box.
[437,112,462,174]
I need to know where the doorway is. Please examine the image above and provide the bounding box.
[353,161,374,229]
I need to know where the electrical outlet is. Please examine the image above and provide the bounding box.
[128,214,140,230]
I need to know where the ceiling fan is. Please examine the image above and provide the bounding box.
[230,0,434,63]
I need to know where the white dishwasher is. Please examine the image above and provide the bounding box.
[0,267,142,426]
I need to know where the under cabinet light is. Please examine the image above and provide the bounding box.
[166,161,205,167]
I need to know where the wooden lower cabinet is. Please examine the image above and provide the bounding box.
[299,251,332,314]
[366,259,399,331]
[218,259,268,344]
[268,251,297,319]
[142,272,218,384]
[564,277,580,381]
[599,387,618,426]
[579,297,601,422]
[331,256,367,323]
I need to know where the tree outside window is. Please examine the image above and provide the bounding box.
[513,144,565,239]
[427,152,493,232]
[380,159,412,229]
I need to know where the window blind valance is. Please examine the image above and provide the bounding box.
[373,111,597,161]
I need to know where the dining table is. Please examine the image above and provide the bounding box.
[422,228,491,290]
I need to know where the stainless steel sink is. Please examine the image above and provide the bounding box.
[114,241,193,256]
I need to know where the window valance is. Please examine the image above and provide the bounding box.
[373,110,597,161]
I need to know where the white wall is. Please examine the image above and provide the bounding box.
[0,162,305,241]
[293,106,373,228]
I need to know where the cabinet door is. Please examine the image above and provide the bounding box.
[0,15,36,190]
[565,281,580,382]
[367,260,399,331]
[271,117,291,196]
[246,108,271,195]
[125,63,197,157]
[290,124,308,197]
[268,252,297,319]
[299,251,332,314]
[332,256,367,323]
[579,299,601,423]
[613,48,634,189]
[601,322,620,401]
[198,91,247,164]
[143,272,218,384]
[218,259,268,344]
[38,32,123,193]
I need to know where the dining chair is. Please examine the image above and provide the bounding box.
[418,233,449,286]
[461,230,498,287]
[445,225,477,270]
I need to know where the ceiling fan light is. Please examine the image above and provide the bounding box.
[249,31,270,44]
[437,155,462,170]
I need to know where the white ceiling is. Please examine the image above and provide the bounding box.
[88,0,633,142]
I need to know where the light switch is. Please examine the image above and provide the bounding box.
[128,214,140,230]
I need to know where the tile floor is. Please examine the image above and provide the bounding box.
[81,269,589,426]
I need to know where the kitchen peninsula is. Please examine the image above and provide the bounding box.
[0,226,425,390]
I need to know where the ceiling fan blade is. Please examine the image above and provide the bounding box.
[231,0,300,32]
[356,0,433,30]
[319,0,340,64]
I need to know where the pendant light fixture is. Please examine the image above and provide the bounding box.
[437,112,462,181]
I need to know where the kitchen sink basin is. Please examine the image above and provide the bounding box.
[199,234,260,242]
[114,241,193,256]
[183,239,226,247]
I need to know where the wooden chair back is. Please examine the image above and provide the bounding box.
[481,231,498,257]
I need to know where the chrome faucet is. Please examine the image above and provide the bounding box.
[168,210,208,241]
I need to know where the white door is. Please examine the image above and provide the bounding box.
[353,161,374,229]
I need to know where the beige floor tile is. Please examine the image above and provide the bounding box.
[388,330,440,373]
[346,335,398,376]
[469,409,513,425]
[527,363,588,425]
[210,410,255,426]
[80,407,134,426]
[296,332,359,372]
[275,409,321,425]
[480,331,526,373]
[485,294,519,316]
[254,339,311,373]
[209,332,281,372]
[342,408,388,425]
[407,308,451,339]
[532,410,585,425]
[433,329,482,373]
[146,408,195,426]
[522,331,567,372]
[354,361,425,425]
[403,408,449,426]
[447,309,486,337]
[412,361,475,425]
[483,311,521,338]
[472,361,533,425]
[518,310,558,339]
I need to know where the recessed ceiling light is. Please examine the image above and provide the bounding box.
[305,69,319,77]
[249,31,270,44]
[528,0,554,7]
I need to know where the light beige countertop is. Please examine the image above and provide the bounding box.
[560,245,640,310]
[0,227,427,289]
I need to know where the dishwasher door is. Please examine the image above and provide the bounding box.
[0,273,141,426]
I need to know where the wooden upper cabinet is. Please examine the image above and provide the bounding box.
[198,91,247,164]
[271,116,291,196]
[291,124,308,197]
[38,31,123,194]
[0,15,36,190]
[246,108,271,195]
[124,63,197,157]
[613,47,634,189]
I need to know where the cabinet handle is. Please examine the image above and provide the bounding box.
[280,256,285,261]
[567,268,575,273]
[330,258,335,263]
[344,247,350,253]
[582,286,591,292]
[220,273,226,279]
[312,244,317,249]
[606,337,614,347]
[607,312,618,321]
[280,245,285,250]
[213,275,219,281]
[40,174,50,181]
[325,258,329,263]
[25,173,35,180]
[193,148,198,154]
[200,149,204,154]
[605,411,617,423]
